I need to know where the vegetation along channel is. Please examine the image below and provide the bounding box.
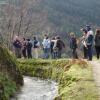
[0,45,99,100]
[15,59,98,100]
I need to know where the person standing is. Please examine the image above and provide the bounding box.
[26,39,32,59]
[81,28,88,59]
[70,32,78,59]
[95,29,100,59]
[86,25,94,61]
[21,38,27,58]
[54,36,65,59]
[13,36,22,58]
[50,37,56,59]
[32,36,40,59]
[42,35,50,59]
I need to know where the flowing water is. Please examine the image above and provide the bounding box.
[11,76,58,100]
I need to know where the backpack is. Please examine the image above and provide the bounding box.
[33,40,40,48]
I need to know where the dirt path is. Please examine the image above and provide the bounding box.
[90,60,100,99]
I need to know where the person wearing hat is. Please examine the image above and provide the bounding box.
[85,25,94,61]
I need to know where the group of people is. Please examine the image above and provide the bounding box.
[13,25,100,61]
[70,25,100,61]
[13,34,65,59]
[13,37,33,59]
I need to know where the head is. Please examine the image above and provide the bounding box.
[96,29,100,36]
[14,35,19,41]
[44,34,48,39]
[33,36,37,40]
[57,36,60,40]
[70,32,75,38]
[27,39,30,42]
[23,38,25,41]
[86,25,91,31]
[52,37,55,40]
[81,28,87,35]
[45,35,49,39]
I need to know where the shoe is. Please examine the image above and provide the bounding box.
[87,59,92,61]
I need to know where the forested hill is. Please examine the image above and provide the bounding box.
[40,0,100,33]
[0,0,100,35]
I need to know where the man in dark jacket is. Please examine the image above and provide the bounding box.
[56,36,65,58]
[26,39,32,59]
[21,38,27,58]
[32,36,40,59]
[50,37,56,59]
[95,29,100,59]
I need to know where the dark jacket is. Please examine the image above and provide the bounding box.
[70,37,77,49]
[95,34,100,46]
[50,41,55,53]
[56,39,65,51]
[26,42,32,51]
[13,40,22,48]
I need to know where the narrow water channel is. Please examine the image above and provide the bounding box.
[11,76,58,100]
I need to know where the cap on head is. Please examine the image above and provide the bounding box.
[86,25,91,31]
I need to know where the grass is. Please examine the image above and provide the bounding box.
[18,59,99,100]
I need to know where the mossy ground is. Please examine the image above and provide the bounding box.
[18,59,99,100]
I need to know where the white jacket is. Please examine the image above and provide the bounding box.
[42,39,50,48]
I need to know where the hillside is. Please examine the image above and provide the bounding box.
[40,0,100,33]
[1,0,100,36]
